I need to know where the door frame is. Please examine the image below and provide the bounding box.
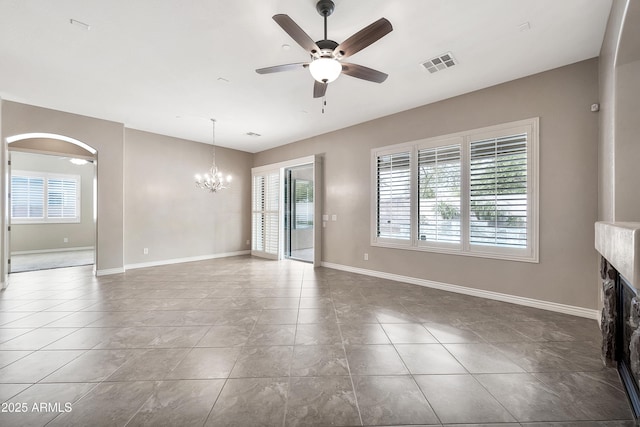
[251,155,322,267]
[3,133,97,288]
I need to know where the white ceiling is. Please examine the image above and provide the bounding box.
[0,0,612,153]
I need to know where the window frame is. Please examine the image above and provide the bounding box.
[11,170,82,224]
[371,118,539,263]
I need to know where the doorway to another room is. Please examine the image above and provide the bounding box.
[284,164,314,263]
[8,151,96,273]
[251,155,321,266]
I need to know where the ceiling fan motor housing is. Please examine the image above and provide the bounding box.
[316,0,335,17]
[316,39,339,58]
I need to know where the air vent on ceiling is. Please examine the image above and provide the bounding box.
[421,52,457,74]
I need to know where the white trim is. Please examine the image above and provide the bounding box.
[96,267,125,276]
[7,133,97,154]
[321,261,599,320]
[11,246,94,255]
[124,250,250,271]
[251,155,315,174]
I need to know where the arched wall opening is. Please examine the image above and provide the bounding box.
[4,133,98,277]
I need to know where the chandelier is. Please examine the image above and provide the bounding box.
[195,119,232,192]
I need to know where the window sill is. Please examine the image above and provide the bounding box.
[12,219,81,225]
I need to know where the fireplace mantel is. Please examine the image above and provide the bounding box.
[595,221,640,289]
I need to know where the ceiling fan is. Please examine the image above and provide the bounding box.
[256,0,393,99]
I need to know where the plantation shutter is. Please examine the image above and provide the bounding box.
[251,175,265,251]
[417,144,461,243]
[251,171,279,258]
[11,175,44,219]
[47,178,79,219]
[264,172,280,254]
[376,151,411,240]
[469,133,528,248]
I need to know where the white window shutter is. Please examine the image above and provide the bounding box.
[469,133,528,248]
[418,144,461,243]
[251,170,280,258]
[376,151,411,240]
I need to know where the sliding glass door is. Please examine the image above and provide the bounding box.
[251,155,321,266]
[284,164,314,263]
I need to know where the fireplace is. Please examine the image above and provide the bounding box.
[596,221,640,420]
[616,272,640,415]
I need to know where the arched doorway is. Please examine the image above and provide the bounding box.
[4,133,97,277]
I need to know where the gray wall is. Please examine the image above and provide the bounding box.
[599,0,640,222]
[123,128,252,266]
[10,152,95,252]
[255,59,600,310]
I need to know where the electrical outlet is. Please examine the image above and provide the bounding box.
[143,248,149,255]
[364,253,368,261]
[63,237,68,243]
[331,214,337,221]
[246,240,250,246]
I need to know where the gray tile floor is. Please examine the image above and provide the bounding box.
[0,255,634,426]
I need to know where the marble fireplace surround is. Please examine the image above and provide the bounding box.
[595,222,640,290]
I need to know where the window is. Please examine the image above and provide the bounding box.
[376,151,411,241]
[418,143,461,244]
[372,118,538,262]
[469,133,528,248]
[293,179,313,229]
[11,171,81,223]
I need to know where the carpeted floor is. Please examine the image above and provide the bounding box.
[10,249,94,273]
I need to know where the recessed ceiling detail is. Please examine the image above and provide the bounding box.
[421,52,457,74]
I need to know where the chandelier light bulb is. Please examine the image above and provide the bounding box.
[309,57,342,83]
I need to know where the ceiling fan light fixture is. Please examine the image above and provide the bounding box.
[309,57,341,83]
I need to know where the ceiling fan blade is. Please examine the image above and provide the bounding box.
[341,63,388,83]
[335,18,393,59]
[313,80,328,98]
[273,14,320,54]
[256,63,308,74]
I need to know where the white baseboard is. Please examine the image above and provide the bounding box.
[11,246,95,255]
[124,250,251,271]
[321,261,600,321]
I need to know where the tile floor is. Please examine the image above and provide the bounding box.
[0,255,634,426]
